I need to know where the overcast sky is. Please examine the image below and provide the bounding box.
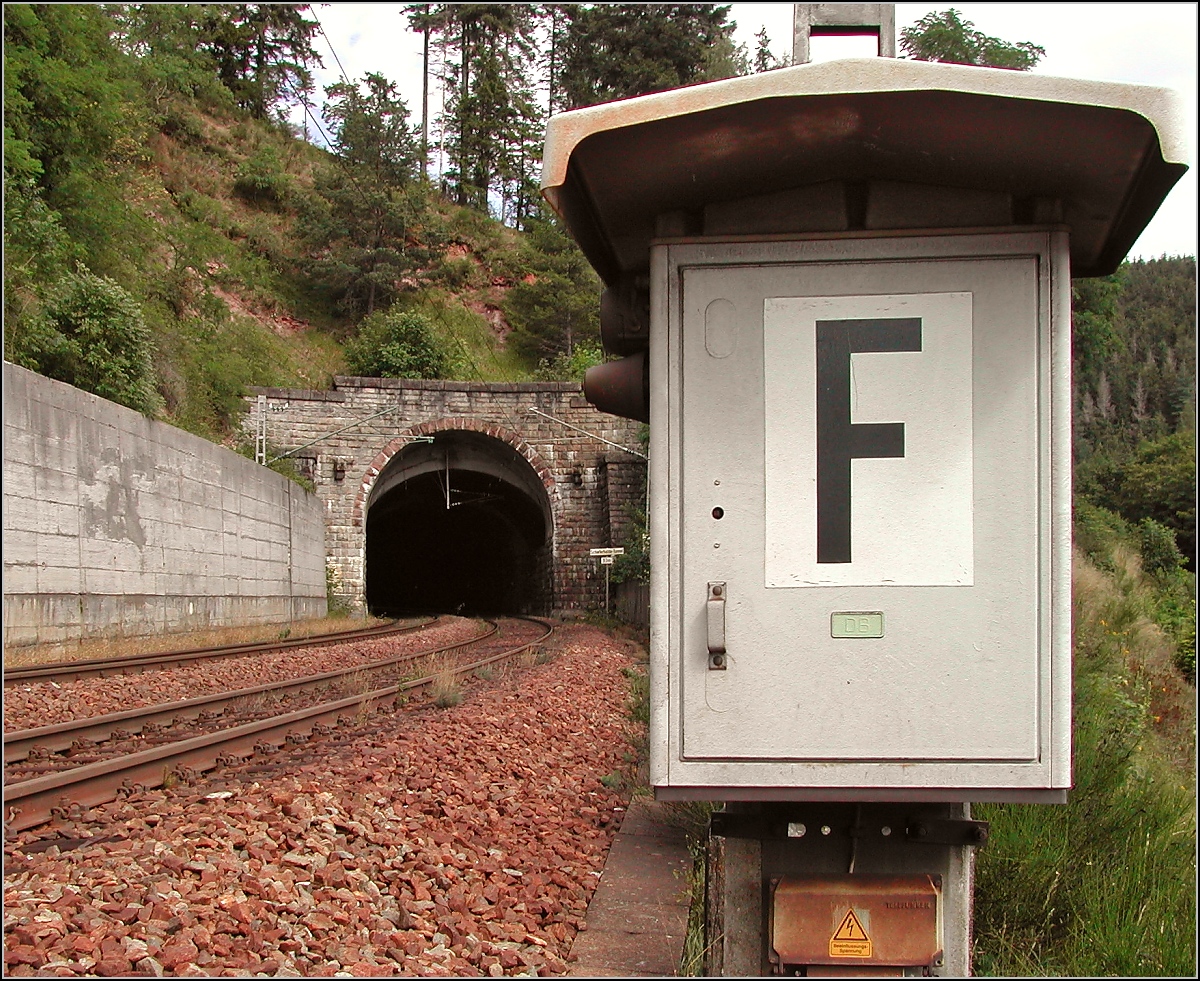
[298,2,1197,260]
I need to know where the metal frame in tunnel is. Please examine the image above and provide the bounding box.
[362,428,555,617]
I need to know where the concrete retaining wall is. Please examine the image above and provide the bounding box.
[3,362,327,648]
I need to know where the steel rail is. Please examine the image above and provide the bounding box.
[4,618,554,835]
[4,620,500,764]
[4,617,439,687]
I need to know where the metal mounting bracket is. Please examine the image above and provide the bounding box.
[707,581,727,669]
[709,812,990,847]
[906,817,990,846]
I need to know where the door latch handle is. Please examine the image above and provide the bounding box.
[707,582,726,669]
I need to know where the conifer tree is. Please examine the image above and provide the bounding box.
[416,4,540,221]
[502,208,601,366]
[752,26,789,72]
[402,4,439,177]
[196,3,322,118]
[554,3,740,109]
[302,73,424,317]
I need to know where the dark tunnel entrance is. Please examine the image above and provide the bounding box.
[364,431,553,616]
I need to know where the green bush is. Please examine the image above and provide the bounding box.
[159,104,208,144]
[1084,431,1197,566]
[8,270,158,414]
[233,144,292,208]
[1138,517,1184,575]
[1154,580,1196,683]
[534,342,604,382]
[1073,499,1133,569]
[433,255,479,290]
[611,425,651,586]
[344,307,450,379]
[175,188,226,228]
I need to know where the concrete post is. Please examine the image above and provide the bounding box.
[705,833,764,976]
[793,3,896,65]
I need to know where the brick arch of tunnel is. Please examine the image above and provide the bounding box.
[354,420,560,616]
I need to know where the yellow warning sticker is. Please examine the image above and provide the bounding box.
[829,908,872,958]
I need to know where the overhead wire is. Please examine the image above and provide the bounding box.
[291,6,639,467]
[302,3,522,389]
[308,7,353,87]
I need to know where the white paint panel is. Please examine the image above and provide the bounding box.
[764,293,974,586]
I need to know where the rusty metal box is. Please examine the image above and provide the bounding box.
[770,874,942,972]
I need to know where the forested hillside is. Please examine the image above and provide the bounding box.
[3,3,767,448]
[4,3,1195,576]
[1073,258,1196,568]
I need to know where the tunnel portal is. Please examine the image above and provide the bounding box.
[364,431,553,616]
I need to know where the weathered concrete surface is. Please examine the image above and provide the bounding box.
[569,797,694,978]
[3,363,326,648]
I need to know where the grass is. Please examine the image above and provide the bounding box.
[621,663,651,786]
[430,659,463,709]
[338,667,376,700]
[971,546,1196,976]
[229,688,284,717]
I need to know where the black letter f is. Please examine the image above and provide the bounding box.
[816,318,922,564]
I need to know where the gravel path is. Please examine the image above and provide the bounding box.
[4,619,488,733]
[4,624,644,978]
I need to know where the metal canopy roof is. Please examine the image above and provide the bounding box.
[541,58,1188,283]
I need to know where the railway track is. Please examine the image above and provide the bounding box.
[3,617,437,687]
[4,616,554,835]
[4,619,500,767]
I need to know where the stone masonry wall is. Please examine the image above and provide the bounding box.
[3,363,327,648]
[244,376,646,613]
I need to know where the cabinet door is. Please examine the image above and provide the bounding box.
[675,254,1045,766]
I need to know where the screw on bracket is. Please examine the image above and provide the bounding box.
[116,779,146,799]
